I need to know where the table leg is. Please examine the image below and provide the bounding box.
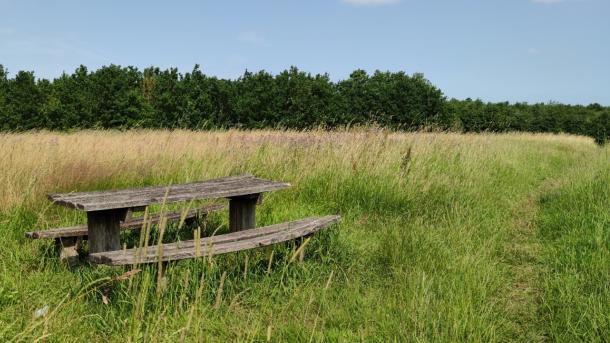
[229,194,259,232]
[87,209,127,253]
[55,237,81,265]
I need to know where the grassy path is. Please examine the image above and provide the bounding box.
[502,147,609,342]
[503,184,547,341]
[535,148,610,341]
[502,176,571,342]
[0,130,606,342]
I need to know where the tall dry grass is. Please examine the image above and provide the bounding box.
[0,129,605,342]
[0,129,593,212]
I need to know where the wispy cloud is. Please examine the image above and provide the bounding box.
[0,27,14,36]
[341,0,400,6]
[531,0,564,4]
[528,47,541,55]
[237,31,265,44]
[0,29,108,67]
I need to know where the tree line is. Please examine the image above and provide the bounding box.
[0,64,608,144]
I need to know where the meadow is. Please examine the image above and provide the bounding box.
[0,129,608,342]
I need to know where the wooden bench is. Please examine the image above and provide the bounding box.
[90,215,339,265]
[34,174,340,265]
[26,204,224,262]
[26,204,224,240]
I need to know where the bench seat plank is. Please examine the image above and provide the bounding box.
[48,175,289,212]
[89,215,340,266]
[25,204,224,239]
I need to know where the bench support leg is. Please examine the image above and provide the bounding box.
[296,236,310,263]
[55,237,81,265]
[229,194,259,232]
[184,209,201,227]
[88,209,127,253]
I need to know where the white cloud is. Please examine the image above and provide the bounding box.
[0,30,108,64]
[237,31,265,44]
[342,0,400,6]
[528,47,541,55]
[531,0,564,4]
[228,53,247,64]
[0,27,14,36]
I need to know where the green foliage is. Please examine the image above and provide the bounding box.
[0,65,7,128]
[590,111,610,145]
[3,70,47,130]
[445,98,610,142]
[0,64,608,144]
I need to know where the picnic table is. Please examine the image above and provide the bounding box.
[27,174,340,265]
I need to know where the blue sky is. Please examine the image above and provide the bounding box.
[1,0,609,105]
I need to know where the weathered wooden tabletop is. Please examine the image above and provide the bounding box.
[48,174,290,212]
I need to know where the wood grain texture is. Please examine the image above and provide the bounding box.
[25,204,224,239]
[87,209,125,253]
[47,175,290,212]
[229,194,259,232]
[89,215,340,266]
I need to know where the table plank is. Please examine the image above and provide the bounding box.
[48,175,290,212]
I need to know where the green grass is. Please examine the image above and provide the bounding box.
[537,149,610,342]
[0,130,608,342]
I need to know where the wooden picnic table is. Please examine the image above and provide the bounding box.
[47,175,290,253]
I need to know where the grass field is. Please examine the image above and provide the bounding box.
[0,129,608,342]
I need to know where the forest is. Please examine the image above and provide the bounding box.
[0,64,608,144]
